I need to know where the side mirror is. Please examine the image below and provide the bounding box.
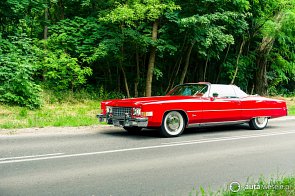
[210,93,218,101]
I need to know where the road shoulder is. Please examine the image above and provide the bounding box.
[1,116,294,136]
[0,125,118,136]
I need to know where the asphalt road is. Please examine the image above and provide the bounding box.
[0,117,295,196]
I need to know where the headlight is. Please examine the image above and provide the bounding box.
[133,108,141,116]
[106,106,112,113]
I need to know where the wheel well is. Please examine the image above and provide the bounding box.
[163,110,189,127]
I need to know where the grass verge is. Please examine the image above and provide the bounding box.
[0,95,294,129]
[0,100,101,129]
[190,176,295,196]
[286,97,295,115]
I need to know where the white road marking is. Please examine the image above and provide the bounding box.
[270,116,295,121]
[161,131,295,145]
[0,153,65,161]
[1,130,295,165]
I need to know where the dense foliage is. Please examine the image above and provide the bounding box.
[0,35,42,108]
[0,0,294,108]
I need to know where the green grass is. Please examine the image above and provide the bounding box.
[223,176,295,196]
[190,176,295,196]
[1,95,294,129]
[286,97,295,116]
[0,100,101,129]
[288,105,295,115]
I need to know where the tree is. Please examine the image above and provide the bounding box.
[0,0,294,109]
[101,0,180,96]
[178,10,247,84]
[254,0,295,95]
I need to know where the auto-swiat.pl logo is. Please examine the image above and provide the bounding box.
[229,181,241,192]
[229,181,292,192]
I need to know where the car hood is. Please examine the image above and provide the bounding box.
[104,95,202,107]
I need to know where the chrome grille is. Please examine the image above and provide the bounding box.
[112,107,132,118]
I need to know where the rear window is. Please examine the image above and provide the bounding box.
[209,85,237,98]
[233,86,248,98]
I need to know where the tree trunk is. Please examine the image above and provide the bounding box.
[120,41,130,98]
[58,0,65,20]
[197,60,204,82]
[121,65,130,98]
[203,56,209,81]
[250,84,255,95]
[165,35,187,93]
[255,12,283,95]
[231,39,245,84]
[145,20,158,97]
[216,45,230,83]
[179,41,195,84]
[134,49,140,97]
[117,66,120,92]
[107,62,112,88]
[165,56,182,93]
[44,7,49,40]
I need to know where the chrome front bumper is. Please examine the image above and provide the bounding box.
[97,114,148,127]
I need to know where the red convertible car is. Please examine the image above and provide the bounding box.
[98,82,287,137]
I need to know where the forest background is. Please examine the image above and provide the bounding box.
[1,1,295,191]
[0,0,295,111]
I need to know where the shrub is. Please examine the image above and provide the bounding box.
[0,35,42,109]
[41,50,92,91]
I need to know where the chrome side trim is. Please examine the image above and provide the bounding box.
[187,110,202,113]
[187,120,249,128]
[187,108,282,113]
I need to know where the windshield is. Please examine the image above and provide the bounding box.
[167,84,208,96]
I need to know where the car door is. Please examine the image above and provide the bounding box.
[201,85,242,123]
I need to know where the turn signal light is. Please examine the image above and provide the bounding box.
[141,112,153,117]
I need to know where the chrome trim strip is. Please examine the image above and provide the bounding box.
[187,110,202,113]
[187,120,249,128]
[187,108,282,113]
[241,108,282,110]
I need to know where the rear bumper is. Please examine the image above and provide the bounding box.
[97,114,148,127]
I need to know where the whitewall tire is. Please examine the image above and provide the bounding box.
[160,111,185,137]
[249,117,268,130]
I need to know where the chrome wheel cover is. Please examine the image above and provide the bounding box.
[254,117,268,128]
[164,111,184,136]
